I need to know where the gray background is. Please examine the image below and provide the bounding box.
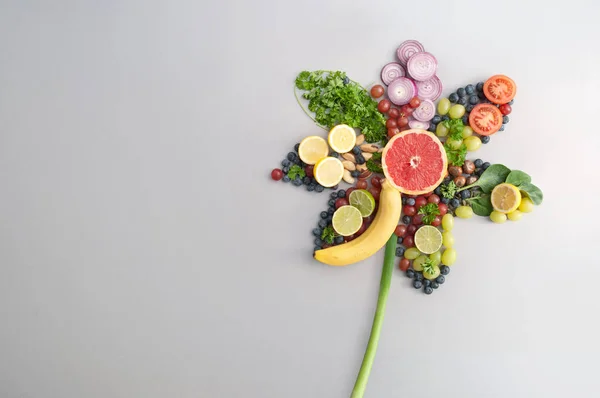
[1,1,599,397]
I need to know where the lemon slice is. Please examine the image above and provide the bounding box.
[328,124,357,154]
[414,225,443,254]
[349,189,375,217]
[298,136,329,165]
[313,157,344,187]
[491,183,521,213]
[332,205,363,236]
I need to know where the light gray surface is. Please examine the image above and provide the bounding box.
[1,1,599,397]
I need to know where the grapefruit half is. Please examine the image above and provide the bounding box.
[382,129,447,195]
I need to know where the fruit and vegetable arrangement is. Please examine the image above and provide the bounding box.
[269,40,543,397]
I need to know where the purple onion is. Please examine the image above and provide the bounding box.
[406,52,438,82]
[396,40,425,66]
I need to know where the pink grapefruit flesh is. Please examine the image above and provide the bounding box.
[382,129,448,195]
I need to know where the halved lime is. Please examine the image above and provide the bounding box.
[349,189,376,217]
[332,205,363,237]
[414,225,443,254]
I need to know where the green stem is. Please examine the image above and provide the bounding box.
[351,234,396,398]
[293,86,328,131]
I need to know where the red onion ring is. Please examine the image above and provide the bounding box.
[396,40,425,66]
[380,62,405,86]
[408,119,430,130]
[412,99,435,122]
[415,75,443,101]
[406,52,438,82]
[387,77,417,106]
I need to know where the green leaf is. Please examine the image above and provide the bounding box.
[440,181,458,199]
[462,164,511,193]
[506,170,532,186]
[418,203,440,224]
[467,194,493,216]
[366,158,383,173]
[444,143,467,166]
[287,164,305,180]
[321,225,335,244]
[518,182,543,205]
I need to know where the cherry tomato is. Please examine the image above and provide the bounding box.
[369,187,381,201]
[356,179,368,189]
[409,97,421,109]
[400,104,414,116]
[271,169,283,181]
[378,99,391,113]
[388,108,400,119]
[412,214,424,225]
[371,176,382,189]
[370,85,385,98]
[427,194,440,204]
[469,104,503,136]
[403,235,414,248]
[483,75,516,105]
[394,224,407,237]
[386,118,398,129]
[397,116,409,127]
[431,215,442,227]
[438,203,448,216]
[499,103,512,115]
[415,196,428,209]
[335,198,349,209]
[403,205,416,216]
[399,258,411,271]
[387,127,400,138]
[305,165,314,178]
[406,224,417,235]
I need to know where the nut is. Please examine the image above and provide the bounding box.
[454,176,467,187]
[360,144,379,153]
[361,152,373,161]
[355,134,365,146]
[358,169,372,179]
[463,160,476,174]
[343,169,355,184]
[342,160,356,171]
[466,176,478,185]
[356,163,368,172]
[342,153,356,163]
[377,147,384,153]
[448,165,463,177]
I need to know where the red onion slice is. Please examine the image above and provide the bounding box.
[412,99,435,122]
[380,62,405,86]
[406,52,438,82]
[408,119,430,130]
[387,77,417,106]
[396,40,425,66]
[415,75,443,101]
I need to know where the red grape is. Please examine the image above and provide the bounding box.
[394,224,407,237]
[400,104,414,116]
[386,118,398,129]
[431,215,442,227]
[499,103,512,115]
[305,165,314,178]
[399,258,411,271]
[409,97,421,109]
[371,176,381,189]
[355,223,367,237]
[406,224,417,235]
[412,214,424,225]
[271,168,283,181]
[371,85,385,98]
[378,99,391,113]
[369,187,381,201]
[427,194,440,204]
[345,187,356,199]
[388,108,400,119]
[397,116,409,127]
[344,235,355,242]
[387,127,400,138]
[403,235,414,248]
[356,179,368,189]
[415,196,428,209]
[364,215,374,225]
[403,205,416,216]
[438,203,448,216]
[335,198,349,209]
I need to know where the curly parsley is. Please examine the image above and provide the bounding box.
[444,142,467,166]
[321,225,335,244]
[440,181,458,199]
[442,119,465,141]
[287,165,305,180]
[418,203,440,225]
[366,152,383,173]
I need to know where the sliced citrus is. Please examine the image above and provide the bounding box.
[331,205,363,237]
[328,124,357,154]
[348,189,375,217]
[414,225,443,254]
[491,183,521,213]
[298,135,329,165]
[382,129,447,195]
[313,157,344,187]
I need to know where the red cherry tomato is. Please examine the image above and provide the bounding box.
[394,224,407,237]
[397,116,409,127]
[427,194,440,204]
[499,103,512,115]
[335,198,349,209]
[403,235,414,248]
[431,215,442,227]
[403,205,416,216]
[271,168,283,181]
[369,187,381,201]
[378,99,391,113]
[370,85,385,99]
[438,203,448,216]
[387,127,400,138]
[386,118,398,129]
[412,214,424,225]
[388,108,400,119]
[406,224,417,235]
[415,196,428,209]
[483,74,516,105]
[399,258,411,271]
[356,179,368,189]
[469,104,503,136]
[409,97,421,109]
[371,176,382,189]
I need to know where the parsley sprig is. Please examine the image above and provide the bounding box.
[287,165,305,180]
[444,142,467,166]
[321,225,335,244]
[418,203,440,225]
[440,181,458,199]
[442,119,465,141]
[422,258,436,276]
[366,152,383,173]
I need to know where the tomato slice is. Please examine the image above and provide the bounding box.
[468,104,503,136]
[483,75,516,104]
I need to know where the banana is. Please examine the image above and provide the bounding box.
[314,179,402,266]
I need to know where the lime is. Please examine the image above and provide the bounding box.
[414,225,443,254]
[298,135,329,165]
[327,124,356,154]
[491,183,521,213]
[313,157,344,188]
[331,205,363,237]
[348,189,375,217]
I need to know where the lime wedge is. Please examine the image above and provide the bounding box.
[414,225,443,254]
[332,205,363,237]
[349,189,376,217]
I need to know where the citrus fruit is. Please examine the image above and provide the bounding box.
[382,129,448,195]
[298,135,329,165]
[491,183,521,213]
[348,189,376,217]
[313,157,344,187]
[414,225,443,254]
[331,205,363,236]
[327,124,356,154]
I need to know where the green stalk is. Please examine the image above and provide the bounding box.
[351,234,396,398]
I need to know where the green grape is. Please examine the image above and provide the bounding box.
[455,205,473,219]
[447,138,463,149]
[437,98,451,115]
[404,247,421,260]
[507,210,523,221]
[448,104,466,119]
[441,248,457,266]
[441,213,454,231]
[436,123,449,137]
[464,135,482,151]
[519,197,534,213]
[442,231,454,248]
[429,251,442,267]
[413,255,429,271]
[423,264,440,280]
[490,211,507,223]
[462,126,473,138]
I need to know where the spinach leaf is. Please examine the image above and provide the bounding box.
[467,195,493,216]
[459,164,511,193]
[506,170,532,186]
[519,182,544,205]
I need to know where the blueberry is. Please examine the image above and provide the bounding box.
[475,168,483,176]
[343,77,350,85]
[352,146,361,155]
[460,190,471,199]
[334,236,344,244]
[431,281,439,289]
[282,159,291,167]
[315,185,324,192]
[440,197,449,204]
[481,136,490,144]
[331,192,339,199]
[402,197,407,205]
[413,280,423,289]
[282,166,290,173]
[502,115,509,124]
[482,162,491,170]
[478,91,487,99]
[402,215,412,224]
[474,159,483,168]
[330,152,339,158]
[314,245,321,252]
[508,99,514,105]
[428,123,437,133]
[458,97,467,106]
[406,269,415,278]
[283,175,291,183]
[450,198,460,208]
[314,238,323,246]
[432,115,442,124]
[328,199,336,208]
[462,115,469,125]
[424,286,433,295]
[449,92,459,103]
[312,228,322,237]
[469,95,479,105]
[326,216,332,223]
[320,211,328,219]
[476,82,484,92]
[331,185,339,190]
[436,275,446,284]
[397,237,403,245]
[307,184,315,191]
[303,177,311,185]
[465,84,475,95]
[406,198,416,206]
[337,190,346,198]
[499,125,505,131]
[395,247,405,257]
[414,272,423,281]
[466,104,474,112]
[457,87,466,98]
[287,152,297,162]
[327,208,335,215]
[293,178,302,186]
[441,115,450,121]
[351,170,360,178]
[318,219,328,228]
[434,186,442,196]
[355,155,365,164]
[423,279,431,287]
[440,265,450,275]
[294,143,300,152]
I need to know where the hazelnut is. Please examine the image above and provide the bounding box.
[463,160,476,174]
[454,176,467,187]
[448,165,463,177]
[466,176,478,185]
